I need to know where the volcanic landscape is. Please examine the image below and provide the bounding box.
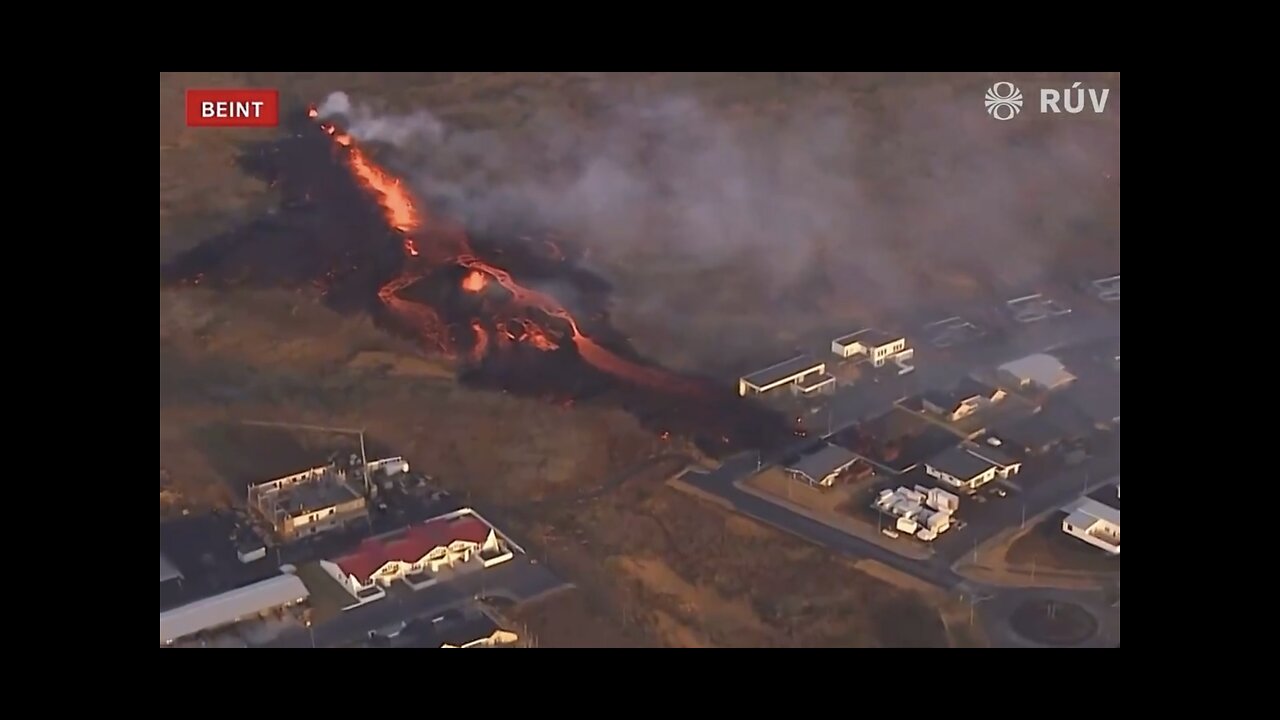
[161,106,793,456]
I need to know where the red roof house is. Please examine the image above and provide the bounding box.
[333,515,493,583]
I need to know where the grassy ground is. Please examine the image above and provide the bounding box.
[1006,515,1121,574]
[160,71,1117,647]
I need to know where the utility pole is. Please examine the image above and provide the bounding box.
[965,593,994,629]
[1021,503,1027,530]
[359,430,370,496]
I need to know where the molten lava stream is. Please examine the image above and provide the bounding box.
[317,109,707,396]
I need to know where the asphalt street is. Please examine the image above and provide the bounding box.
[264,558,567,648]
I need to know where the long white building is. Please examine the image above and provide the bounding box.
[160,573,310,646]
[1062,483,1120,555]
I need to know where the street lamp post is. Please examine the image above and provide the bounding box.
[965,593,995,629]
[306,620,315,649]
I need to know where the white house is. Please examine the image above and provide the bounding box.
[923,446,1001,491]
[965,442,1023,479]
[738,355,830,397]
[322,511,514,598]
[998,353,1076,392]
[831,329,908,367]
[784,444,862,487]
[920,379,1008,422]
[1062,484,1120,555]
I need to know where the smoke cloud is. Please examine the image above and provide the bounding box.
[315,75,1119,369]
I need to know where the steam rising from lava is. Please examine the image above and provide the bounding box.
[312,109,707,397]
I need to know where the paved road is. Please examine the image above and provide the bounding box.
[264,558,566,648]
[683,457,966,589]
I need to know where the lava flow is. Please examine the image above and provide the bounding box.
[162,107,793,456]
[314,111,708,398]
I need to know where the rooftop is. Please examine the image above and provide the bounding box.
[1066,497,1120,528]
[411,614,515,648]
[920,378,1001,412]
[1063,378,1121,426]
[278,481,363,517]
[833,328,899,348]
[999,353,1077,390]
[955,376,1002,400]
[925,445,997,480]
[741,355,823,388]
[786,444,861,483]
[964,442,1019,468]
[989,414,1068,451]
[1087,483,1122,512]
[796,373,836,391]
[333,513,493,582]
[160,573,309,645]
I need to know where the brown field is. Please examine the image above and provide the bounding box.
[1006,515,1121,575]
[160,72,1117,647]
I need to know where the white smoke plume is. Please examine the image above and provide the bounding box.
[318,91,444,147]
[313,76,1119,369]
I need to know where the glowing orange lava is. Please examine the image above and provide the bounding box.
[461,270,489,293]
[314,110,707,396]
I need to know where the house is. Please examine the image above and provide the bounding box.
[160,573,310,646]
[963,442,1023,479]
[785,444,862,487]
[321,511,514,598]
[246,460,385,541]
[986,414,1068,457]
[433,616,521,649]
[831,329,908,367]
[1063,380,1121,429]
[738,355,832,397]
[920,378,1008,422]
[923,445,1002,491]
[1061,483,1120,555]
[998,353,1076,392]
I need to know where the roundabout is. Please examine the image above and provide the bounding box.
[1009,599,1098,646]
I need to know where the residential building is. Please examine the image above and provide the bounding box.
[246,458,401,541]
[1062,483,1120,555]
[434,616,521,649]
[160,573,310,646]
[920,378,1008,422]
[831,329,908,367]
[321,510,514,599]
[998,353,1076,392]
[964,441,1023,479]
[784,444,862,487]
[924,445,1003,491]
[1063,381,1121,429]
[738,355,831,397]
[986,414,1069,457]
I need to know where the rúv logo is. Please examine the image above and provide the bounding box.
[984,82,1023,121]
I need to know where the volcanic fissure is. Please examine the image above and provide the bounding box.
[162,107,793,456]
